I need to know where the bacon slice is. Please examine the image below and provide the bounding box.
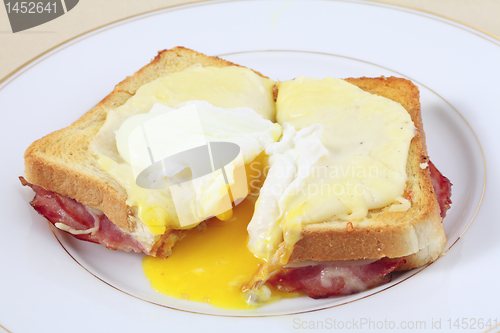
[21,177,145,253]
[267,259,404,299]
[428,161,452,218]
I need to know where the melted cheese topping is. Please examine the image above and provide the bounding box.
[91,65,277,240]
[249,77,415,266]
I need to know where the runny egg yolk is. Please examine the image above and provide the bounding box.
[142,155,296,309]
[142,197,263,309]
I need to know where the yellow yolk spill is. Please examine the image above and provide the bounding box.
[142,153,298,309]
[142,198,263,309]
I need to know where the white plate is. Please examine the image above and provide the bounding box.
[1,1,498,332]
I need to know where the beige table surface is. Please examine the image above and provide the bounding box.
[1,0,499,82]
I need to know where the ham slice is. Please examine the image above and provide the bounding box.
[21,177,145,253]
[428,160,452,218]
[268,259,404,299]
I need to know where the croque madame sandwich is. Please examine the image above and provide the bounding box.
[21,47,452,305]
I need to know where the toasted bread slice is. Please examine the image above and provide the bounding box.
[23,47,271,257]
[287,77,446,270]
[243,77,447,292]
